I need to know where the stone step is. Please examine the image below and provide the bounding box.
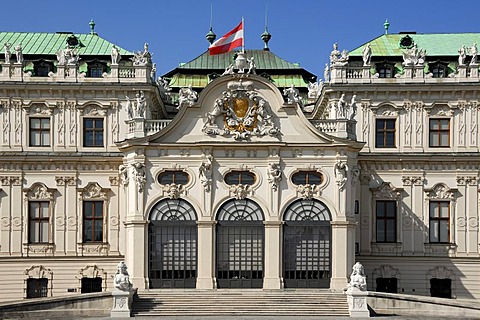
[132,291,349,317]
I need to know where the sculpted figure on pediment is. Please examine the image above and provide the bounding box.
[372,182,402,200]
[425,183,455,200]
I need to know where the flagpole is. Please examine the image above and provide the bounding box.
[242,16,245,53]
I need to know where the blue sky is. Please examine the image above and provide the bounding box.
[3,0,480,76]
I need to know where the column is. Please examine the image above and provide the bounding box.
[330,220,356,291]
[196,221,215,289]
[263,221,282,289]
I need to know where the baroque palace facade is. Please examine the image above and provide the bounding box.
[0,25,479,302]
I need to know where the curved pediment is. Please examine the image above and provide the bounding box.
[130,74,358,147]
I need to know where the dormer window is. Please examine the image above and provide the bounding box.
[34,60,53,77]
[429,62,448,78]
[376,63,395,78]
[88,62,106,78]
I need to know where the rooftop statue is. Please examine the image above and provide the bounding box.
[458,45,467,66]
[111,45,121,65]
[14,43,23,64]
[283,84,304,109]
[247,57,256,74]
[4,43,11,64]
[324,63,330,82]
[362,43,372,66]
[470,43,478,65]
[402,43,426,66]
[308,81,322,99]
[330,43,349,67]
[132,42,152,66]
[178,85,198,109]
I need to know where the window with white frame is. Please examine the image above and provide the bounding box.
[29,117,51,146]
[28,201,49,243]
[429,201,450,243]
[83,118,104,147]
[429,118,450,147]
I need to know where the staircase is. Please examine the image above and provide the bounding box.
[132,290,349,317]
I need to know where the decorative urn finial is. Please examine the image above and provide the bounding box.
[261,27,272,51]
[89,19,96,35]
[206,27,217,44]
[384,19,390,35]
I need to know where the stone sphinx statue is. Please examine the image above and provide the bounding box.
[114,261,132,292]
[347,262,367,291]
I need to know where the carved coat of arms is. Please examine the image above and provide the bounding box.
[202,79,279,140]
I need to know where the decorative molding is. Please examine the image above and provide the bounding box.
[199,155,213,192]
[132,163,146,193]
[109,176,119,186]
[425,104,454,117]
[371,103,401,117]
[79,182,109,200]
[78,104,108,117]
[427,266,454,279]
[77,264,107,279]
[229,184,250,200]
[0,176,21,186]
[402,176,424,186]
[25,265,53,279]
[334,161,348,190]
[23,102,54,115]
[296,184,320,200]
[162,183,183,199]
[118,164,128,187]
[55,176,77,186]
[372,265,401,279]
[24,183,55,200]
[24,243,55,254]
[424,183,456,200]
[267,162,282,191]
[456,176,478,186]
[371,182,403,200]
[202,78,279,140]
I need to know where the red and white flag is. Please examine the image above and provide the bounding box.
[208,21,244,55]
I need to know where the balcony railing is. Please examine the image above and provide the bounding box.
[310,119,357,140]
[330,64,480,84]
[0,63,154,83]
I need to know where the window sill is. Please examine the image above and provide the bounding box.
[23,243,55,255]
[371,242,403,256]
[77,242,110,256]
[424,243,456,257]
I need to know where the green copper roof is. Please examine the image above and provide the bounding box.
[169,74,308,88]
[350,33,480,57]
[173,49,305,71]
[0,32,132,56]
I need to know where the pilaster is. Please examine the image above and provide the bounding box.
[330,220,356,290]
[124,220,148,290]
[263,221,282,289]
[196,221,216,289]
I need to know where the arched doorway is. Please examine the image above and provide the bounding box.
[283,199,332,288]
[216,199,264,288]
[148,199,197,288]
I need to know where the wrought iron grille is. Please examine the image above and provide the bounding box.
[148,199,197,288]
[283,199,332,288]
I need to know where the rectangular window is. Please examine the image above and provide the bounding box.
[376,277,398,293]
[29,118,51,147]
[429,201,450,243]
[89,67,103,78]
[429,119,450,147]
[81,277,103,293]
[376,201,396,243]
[375,119,396,148]
[83,201,104,242]
[83,118,104,147]
[29,201,49,243]
[430,278,452,298]
[26,278,48,298]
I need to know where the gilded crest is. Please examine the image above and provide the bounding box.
[203,78,279,140]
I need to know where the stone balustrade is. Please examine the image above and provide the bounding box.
[0,63,153,83]
[126,118,172,139]
[311,119,357,140]
[330,64,480,84]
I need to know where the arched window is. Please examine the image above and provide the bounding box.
[284,199,332,221]
[217,199,263,221]
[157,171,189,185]
[224,171,256,186]
[149,199,196,221]
[291,171,323,186]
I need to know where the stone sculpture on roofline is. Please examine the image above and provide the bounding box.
[330,43,349,67]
